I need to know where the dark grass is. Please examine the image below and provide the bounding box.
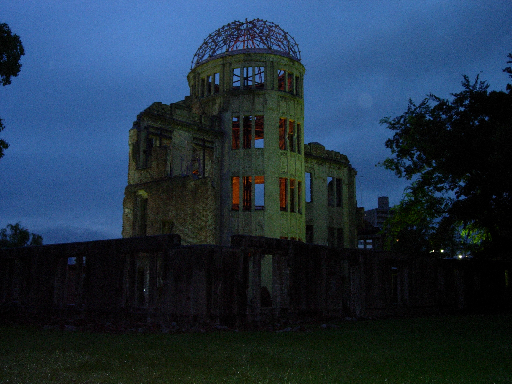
[1,314,511,383]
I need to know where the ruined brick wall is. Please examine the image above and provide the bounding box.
[123,176,219,245]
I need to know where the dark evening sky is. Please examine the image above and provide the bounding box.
[1,0,511,244]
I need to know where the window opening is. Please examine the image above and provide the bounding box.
[207,75,212,95]
[277,69,285,91]
[305,172,312,202]
[255,176,264,210]
[200,77,205,97]
[244,67,253,89]
[298,181,302,213]
[232,116,240,149]
[255,66,265,89]
[243,116,252,149]
[254,115,264,148]
[232,176,240,210]
[306,225,314,243]
[337,228,344,248]
[287,72,294,92]
[243,176,252,211]
[214,73,220,93]
[328,227,335,247]
[135,193,148,236]
[296,123,301,154]
[295,75,300,96]
[232,67,241,90]
[327,177,335,207]
[336,178,342,207]
[279,177,287,211]
[288,120,295,152]
[261,255,273,307]
[279,118,286,150]
[290,179,296,212]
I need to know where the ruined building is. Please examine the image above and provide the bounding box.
[122,19,357,247]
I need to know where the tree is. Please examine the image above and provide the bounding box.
[0,223,43,248]
[0,23,25,159]
[380,56,512,258]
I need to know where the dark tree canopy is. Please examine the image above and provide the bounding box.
[0,223,43,248]
[0,23,25,159]
[380,55,512,258]
[0,23,24,86]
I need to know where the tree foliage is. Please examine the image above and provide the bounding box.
[0,223,43,248]
[0,22,25,159]
[380,55,512,257]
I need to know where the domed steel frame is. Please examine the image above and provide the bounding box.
[191,19,301,69]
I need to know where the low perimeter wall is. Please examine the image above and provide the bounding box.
[0,235,511,329]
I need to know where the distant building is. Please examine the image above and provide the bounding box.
[358,197,391,250]
[365,196,390,229]
[122,19,358,247]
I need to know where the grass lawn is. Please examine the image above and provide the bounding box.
[0,314,511,383]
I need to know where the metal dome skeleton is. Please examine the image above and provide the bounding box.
[191,19,301,69]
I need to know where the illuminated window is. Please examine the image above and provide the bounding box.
[305,172,312,202]
[279,178,287,211]
[232,176,240,210]
[296,123,301,154]
[279,118,286,150]
[255,66,265,89]
[214,73,220,93]
[288,120,295,152]
[255,176,264,210]
[233,67,241,90]
[244,67,253,89]
[290,179,296,212]
[232,116,240,149]
[278,69,285,91]
[243,116,252,149]
[243,176,252,211]
[255,115,264,148]
[287,72,294,92]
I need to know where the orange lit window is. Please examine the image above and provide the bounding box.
[243,116,252,149]
[279,177,287,211]
[279,118,286,150]
[288,120,294,152]
[232,176,240,211]
[243,176,252,211]
[232,116,240,149]
[255,116,264,148]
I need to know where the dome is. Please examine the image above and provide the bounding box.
[191,19,301,69]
